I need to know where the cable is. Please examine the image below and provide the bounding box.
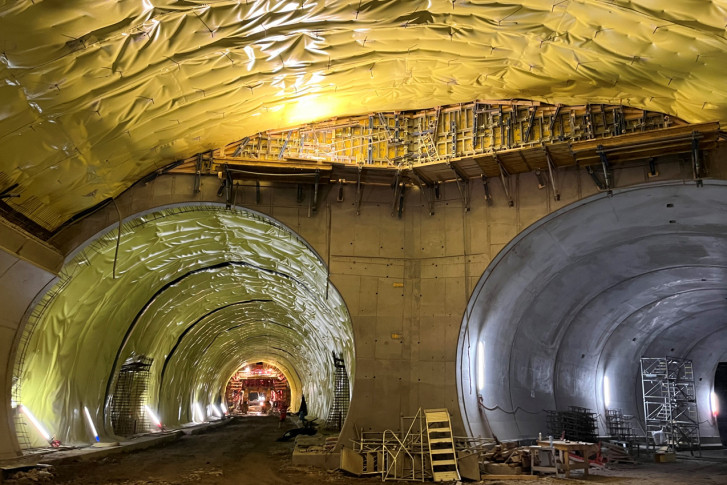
[477,400,545,415]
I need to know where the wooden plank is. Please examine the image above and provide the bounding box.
[572,122,718,153]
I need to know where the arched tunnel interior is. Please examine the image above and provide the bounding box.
[2,1,727,481]
[458,182,727,442]
[13,205,354,447]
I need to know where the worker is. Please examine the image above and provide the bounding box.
[279,401,288,428]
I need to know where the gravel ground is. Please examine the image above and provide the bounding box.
[4,416,727,484]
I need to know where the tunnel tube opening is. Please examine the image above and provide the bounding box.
[457,181,727,444]
[12,204,354,450]
[225,362,292,417]
[714,363,727,445]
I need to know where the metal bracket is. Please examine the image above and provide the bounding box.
[449,162,470,212]
[193,153,202,193]
[391,171,401,215]
[544,147,561,201]
[523,107,536,143]
[586,166,605,190]
[647,157,658,178]
[410,169,436,215]
[397,183,406,219]
[481,175,492,204]
[692,131,703,186]
[312,169,320,212]
[425,185,436,215]
[367,116,374,164]
[613,107,624,136]
[224,164,234,209]
[390,171,407,218]
[496,156,514,207]
[472,104,480,149]
[355,167,363,215]
[584,104,594,139]
[548,105,561,136]
[337,179,345,202]
[232,136,250,157]
[450,120,457,158]
[597,145,612,193]
[278,131,292,159]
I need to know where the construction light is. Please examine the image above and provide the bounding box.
[83,407,100,442]
[604,376,611,409]
[711,391,719,417]
[18,405,50,442]
[477,340,485,391]
[144,405,163,429]
[210,404,222,417]
[194,402,205,423]
[220,402,228,414]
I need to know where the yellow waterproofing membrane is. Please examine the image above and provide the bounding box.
[15,205,353,446]
[1,1,727,230]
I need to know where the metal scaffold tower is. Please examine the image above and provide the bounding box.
[640,357,701,451]
[325,352,350,430]
[110,356,153,437]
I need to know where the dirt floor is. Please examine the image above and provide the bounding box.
[5,416,727,484]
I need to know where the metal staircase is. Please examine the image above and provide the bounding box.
[325,353,350,430]
[424,408,460,482]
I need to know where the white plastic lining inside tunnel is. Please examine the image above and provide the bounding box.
[12,204,354,448]
[458,181,727,442]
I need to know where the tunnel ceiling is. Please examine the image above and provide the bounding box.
[2,1,727,230]
[16,205,353,445]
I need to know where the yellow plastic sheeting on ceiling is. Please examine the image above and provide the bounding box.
[1,1,727,230]
[15,205,353,446]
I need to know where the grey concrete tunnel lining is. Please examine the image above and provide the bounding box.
[458,181,727,441]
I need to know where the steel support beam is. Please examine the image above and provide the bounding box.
[449,162,470,212]
[692,131,703,185]
[496,156,514,207]
[355,168,362,216]
[597,145,612,193]
[544,147,561,201]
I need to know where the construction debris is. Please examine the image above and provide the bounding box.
[601,441,636,464]
[1,464,54,484]
[340,408,562,481]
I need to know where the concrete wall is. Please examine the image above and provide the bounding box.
[0,152,722,458]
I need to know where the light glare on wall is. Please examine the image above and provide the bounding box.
[144,405,163,429]
[712,391,719,417]
[193,402,205,423]
[18,405,50,442]
[477,340,485,391]
[604,375,611,409]
[210,403,222,417]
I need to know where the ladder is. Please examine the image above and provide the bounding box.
[424,409,460,482]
